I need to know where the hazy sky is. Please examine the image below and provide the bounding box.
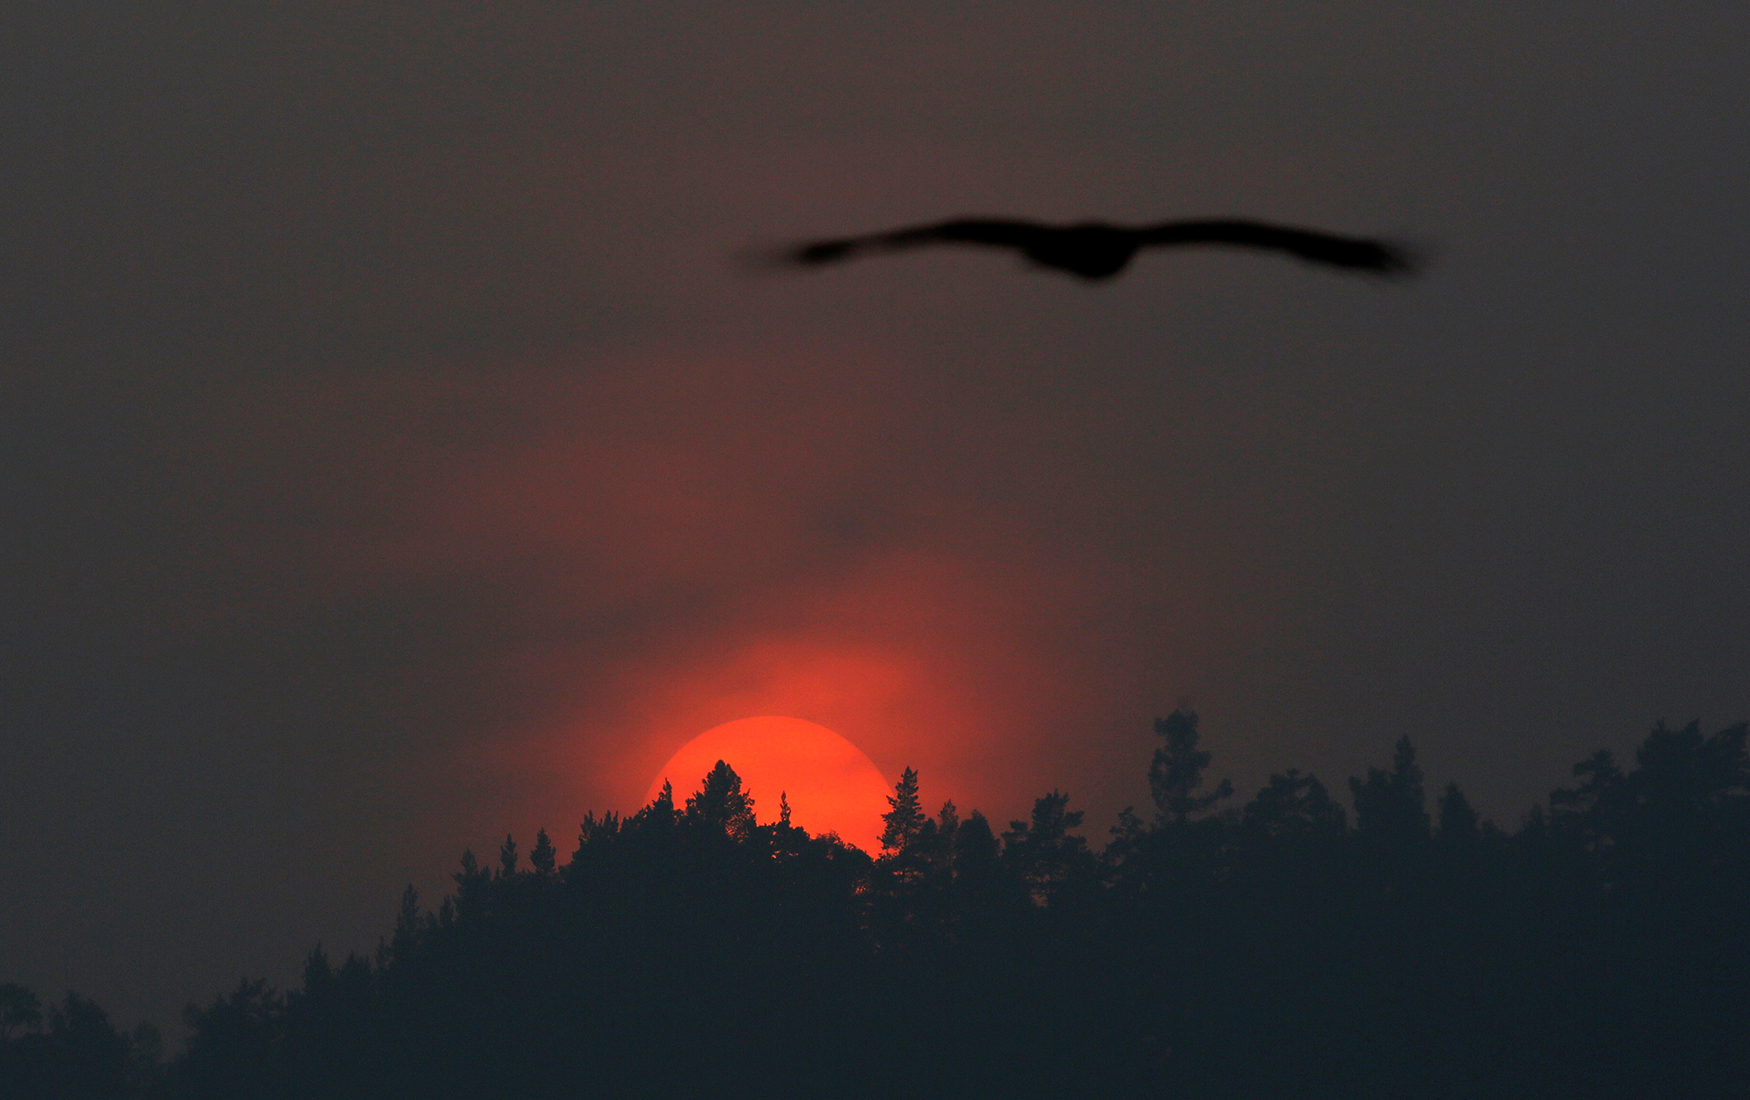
[5,2,1748,1031]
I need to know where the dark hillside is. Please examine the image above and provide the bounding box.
[5,719,1747,1099]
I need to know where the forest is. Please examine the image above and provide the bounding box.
[3,713,1747,1099]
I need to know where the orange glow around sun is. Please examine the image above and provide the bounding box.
[645,716,892,851]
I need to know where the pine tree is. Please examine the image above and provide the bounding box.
[499,834,519,876]
[530,828,557,877]
[1149,708,1233,825]
[1436,782,1480,844]
[0,982,42,1041]
[637,781,677,835]
[1350,737,1431,861]
[454,848,481,888]
[881,767,926,853]
[1002,791,1094,904]
[934,800,960,854]
[392,886,420,956]
[1242,769,1346,841]
[684,760,757,840]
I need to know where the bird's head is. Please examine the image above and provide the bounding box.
[794,240,858,265]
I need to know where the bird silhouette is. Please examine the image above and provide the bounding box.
[774,217,1416,280]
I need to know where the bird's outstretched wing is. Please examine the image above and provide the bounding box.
[768,215,1419,279]
[786,218,1058,266]
[1137,219,1416,275]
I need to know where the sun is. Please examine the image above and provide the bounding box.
[645,716,892,851]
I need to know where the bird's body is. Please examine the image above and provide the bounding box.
[782,216,1415,280]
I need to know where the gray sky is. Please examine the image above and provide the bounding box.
[4,1,1748,1032]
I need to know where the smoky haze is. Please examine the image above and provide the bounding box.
[3,2,1748,1033]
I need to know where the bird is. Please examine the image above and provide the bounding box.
[769,216,1417,281]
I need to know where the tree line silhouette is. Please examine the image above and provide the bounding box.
[4,714,1747,1098]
